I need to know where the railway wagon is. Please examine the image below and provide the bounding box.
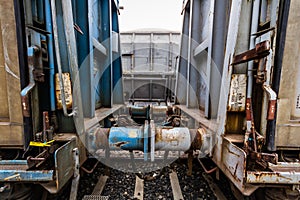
[176,0,300,199]
[0,0,299,199]
[0,0,124,199]
[120,30,180,103]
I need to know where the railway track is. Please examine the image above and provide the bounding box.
[77,158,234,200]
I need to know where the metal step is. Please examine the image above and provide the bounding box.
[82,195,109,200]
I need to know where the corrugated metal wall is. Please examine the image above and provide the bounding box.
[120,30,180,102]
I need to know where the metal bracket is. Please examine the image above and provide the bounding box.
[231,40,270,65]
[143,120,149,161]
[150,120,155,162]
[20,46,40,117]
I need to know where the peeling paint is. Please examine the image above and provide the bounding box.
[4,58,19,80]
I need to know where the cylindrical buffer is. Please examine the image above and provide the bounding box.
[155,128,191,151]
[109,127,144,151]
[103,127,203,153]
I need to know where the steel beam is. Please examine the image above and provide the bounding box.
[0,170,53,182]
[75,0,94,118]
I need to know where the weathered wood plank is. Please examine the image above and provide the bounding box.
[169,171,184,200]
[92,175,108,195]
[134,176,144,200]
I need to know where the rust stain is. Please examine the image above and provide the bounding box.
[155,128,163,143]
[223,163,242,182]
[252,172,293,181]
[194,129,203,149]
[113,141,129,148]
[233,163,238,177]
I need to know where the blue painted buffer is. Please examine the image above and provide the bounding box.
[109,127,144,151]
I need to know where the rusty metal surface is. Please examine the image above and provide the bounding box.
[87,126,109,152]
[247,171,300,184]
[42,139,77,194]
[155,128,191,151]
[190,129,203,150]
[268,162,300,173]
[231,40,270,65]
[213,137,258,196]
[55,73,73,110]
[0,160,52,181]
[53,133,87,165]
[0,165,28,170]
[0,170,53,182]
[228,74,247,112]
[0,160,28,170]
[221,138,246,186]
[55,139,77,190]
[249,152,278,170]
[30,47,44,82]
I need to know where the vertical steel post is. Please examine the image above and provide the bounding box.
[101,0,112,107]
[111,2,124,104]
[36,0,44,23]
[189,0,201,108]
[186,0,193,107]
[144,120,149,161]
[45,0,56,112]
[109,0,113,106]
[208,0,227,118]
[75,0,94,117]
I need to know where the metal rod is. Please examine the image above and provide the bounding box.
[28,157,46,161]
[20,47,38,98]
[80,161,99,174]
